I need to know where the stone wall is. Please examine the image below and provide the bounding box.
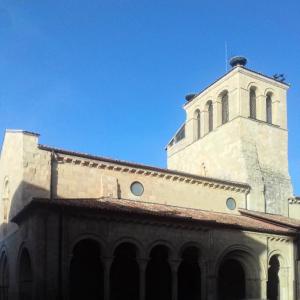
[167,67,293,216]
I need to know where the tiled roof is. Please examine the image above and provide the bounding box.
[14,198,298,236]
[38,144,250,190]
[239,209,300,229]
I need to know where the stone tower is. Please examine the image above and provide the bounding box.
[167,57,293,216]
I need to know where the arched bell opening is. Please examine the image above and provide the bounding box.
[178,246,201,300]
[69,239,104,300]
[146,245,171,300]
[110,242,139,300]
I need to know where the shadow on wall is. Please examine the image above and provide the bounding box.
[0,180,50,240]
[9,180,50,221]
[0,180,292,300]
[65,208,285,300]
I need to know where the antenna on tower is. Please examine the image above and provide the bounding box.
[225,41,228,72]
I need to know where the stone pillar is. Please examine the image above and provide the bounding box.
[202,110,209,135]
[103,257,113,300]
[138,258,148,300]
[169,259,181,300]
[273,99,280,126]
[204,259,218,300]
[214,100,222,128]
[200,260,207,300]
[257,94,265,121]
[279,267,289,300]
[207,275,217,300]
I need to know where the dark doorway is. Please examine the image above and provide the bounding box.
[267,255,280,300]
[0,253,8,300]
[110,242,139,300]
[19,248,33,300]
[218,259,245,300]
[69,239,103,300]
[146,245,172,300]
[178,246,201,300]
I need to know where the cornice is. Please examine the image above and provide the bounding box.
[289,197,300,205]
[38,145,250,193]
[56,153,249,193]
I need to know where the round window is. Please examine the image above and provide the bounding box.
[130,181,144,196]
[226,197,236,210]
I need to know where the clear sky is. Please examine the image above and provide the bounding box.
[0,0,299,194]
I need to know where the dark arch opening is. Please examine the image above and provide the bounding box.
[207,101,213,132]
[249,88,256,119]
[267,255,280,300]
[195,110,201,140]
[110,242,139,300]
[69,239,103,300]
[266,93,272,124]
[0,253,8,300]
[19,248,33,300]
[146,245,171,300]
[218,258,245,300]
[221,92,229,124]
[178,246,201,300]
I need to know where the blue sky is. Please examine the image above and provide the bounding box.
[0,0,299,194]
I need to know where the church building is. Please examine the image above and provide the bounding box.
[0,57,299,300]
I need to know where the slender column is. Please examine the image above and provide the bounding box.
[199,259,207,300]
[204,259,218,300]
[103,256,113,300]
[138,258,149,300]
[169,259,181,300]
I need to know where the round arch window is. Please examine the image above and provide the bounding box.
[226,197,236,210]
[130,182,144,196]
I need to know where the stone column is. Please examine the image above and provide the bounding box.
[204,259,218,300]
[169,259,181,300]
[103,256,113,300]
[279,266,289,300]
[257,94,266,121]
[273,99,280,126]
[207,275,217,300]
[138,258,149,300]
[214,100,222,128]
[199,259,207,300]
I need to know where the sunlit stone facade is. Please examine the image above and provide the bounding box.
[0,62,299,300]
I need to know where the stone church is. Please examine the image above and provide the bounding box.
[0,57,299,300]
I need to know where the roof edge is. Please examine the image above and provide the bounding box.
[239,209,300,230]
[12,198,297,236]
[38,144,251,190]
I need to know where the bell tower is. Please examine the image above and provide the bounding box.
[167,57,293,216]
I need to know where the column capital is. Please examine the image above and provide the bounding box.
[137,258,149,271]
[169,259,181,272]
[102,256,114,268]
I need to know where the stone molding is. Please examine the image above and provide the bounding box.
[47,150,250,193]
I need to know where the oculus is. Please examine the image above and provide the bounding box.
[226,197,236,210]
[130,181,144,196]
